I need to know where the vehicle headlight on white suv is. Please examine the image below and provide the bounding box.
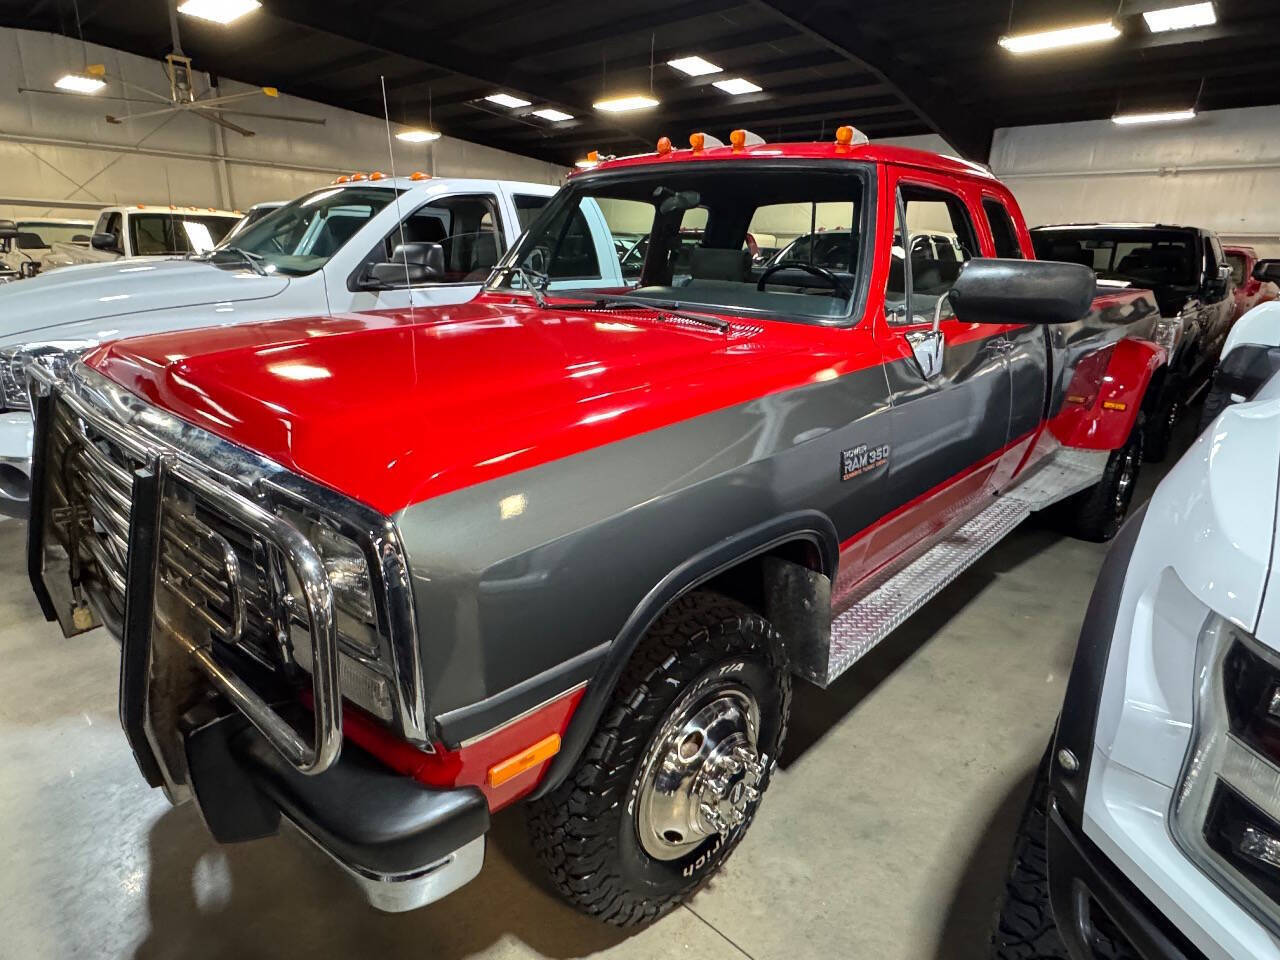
[1172,615,1280,929]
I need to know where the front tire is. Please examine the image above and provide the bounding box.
[526,592,790,927]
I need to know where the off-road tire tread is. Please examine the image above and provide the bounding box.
[525,591,790,927]
[992,748,1137,959]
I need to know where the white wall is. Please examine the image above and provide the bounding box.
[990,107,1280,257]
[0,27,567,223]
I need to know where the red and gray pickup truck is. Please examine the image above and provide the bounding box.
[26,129,1166,926]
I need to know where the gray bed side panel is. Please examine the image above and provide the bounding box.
[393,363,894,718]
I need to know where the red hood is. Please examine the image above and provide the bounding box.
[85,295,857,514]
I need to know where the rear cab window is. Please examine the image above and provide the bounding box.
[982,197,1024,259]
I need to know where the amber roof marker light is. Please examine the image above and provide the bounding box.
[656,137,673,155]
[834,125,869,150]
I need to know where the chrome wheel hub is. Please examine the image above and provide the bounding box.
[635,684,764,861]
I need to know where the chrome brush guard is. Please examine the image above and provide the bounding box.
[26,362,343,787]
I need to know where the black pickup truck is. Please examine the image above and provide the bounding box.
[1031,223,1236,460]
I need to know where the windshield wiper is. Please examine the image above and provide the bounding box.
[200,246,267,276]
[587,296,730,333]
[493,265,550,308]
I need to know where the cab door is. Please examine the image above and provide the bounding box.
[859,170,1012,578]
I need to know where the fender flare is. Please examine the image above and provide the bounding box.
[527,509,839,800]
[1050,338,1167,450]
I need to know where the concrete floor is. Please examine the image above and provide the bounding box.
[0,436,1183,960]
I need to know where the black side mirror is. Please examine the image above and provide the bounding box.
[90,232,120,252]
[1254,259,1280,285]
[364,241,445,288]
[949,258,1096,326]
[0,220,16,239]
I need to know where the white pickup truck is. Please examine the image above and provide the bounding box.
[40,205,243,271]
[0,175,558,515]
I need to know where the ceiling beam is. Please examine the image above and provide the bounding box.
[747,0,994,161]
[257,0,655,151]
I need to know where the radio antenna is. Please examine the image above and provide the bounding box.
[380,74,415,321]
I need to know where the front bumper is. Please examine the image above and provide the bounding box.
[1048,796,1205,960]
[0,409,32,516]
[184,703,489,911]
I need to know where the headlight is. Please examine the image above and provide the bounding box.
[1172,616,1280,931]
[1151,316,1184,355]
[310,520,378,626]
[0,341,99,412]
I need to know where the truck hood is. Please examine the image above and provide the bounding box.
[0,258,289,342]
[85,295,845,514]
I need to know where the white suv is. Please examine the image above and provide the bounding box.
[994,259,1280,960]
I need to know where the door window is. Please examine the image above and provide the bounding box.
[887,184,980,325]
[383,194,505,283]
[982,198,1023,259]
[104,213,123,248]
[513,194,550,232]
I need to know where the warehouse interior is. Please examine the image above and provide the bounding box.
[1,2,1278,959]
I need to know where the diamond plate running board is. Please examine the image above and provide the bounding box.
[806,498,1029,687]
[804,445,1110,688]
[1000,446,1110,511]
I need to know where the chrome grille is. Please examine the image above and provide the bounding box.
[47,396,287,668]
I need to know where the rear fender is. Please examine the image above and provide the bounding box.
[1049,338,1167,450]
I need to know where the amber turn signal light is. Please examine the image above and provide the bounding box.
[487,734,562,788]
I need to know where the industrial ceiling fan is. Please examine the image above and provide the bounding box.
[86,0,324,136]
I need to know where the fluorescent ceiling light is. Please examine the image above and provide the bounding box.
[593,94,659,113]
[485,93,531,109]
[713,77,762,95]
[396,129,442,143]
[533,108,574,122]
[998,20,1120,54]
[177,0,262,25]
[1143,2,1216,32]
[54,73,106,93]
[1112,108,1197,125]
[667,56,722,76]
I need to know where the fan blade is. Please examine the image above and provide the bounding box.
[217,109,327,126]
[194,108,256,137]
[104,104,185,123]
[192,89,272,110]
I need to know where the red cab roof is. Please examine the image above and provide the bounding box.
[572,139,997,182]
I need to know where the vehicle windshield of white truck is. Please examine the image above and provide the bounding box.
[1032,227,1199,288]
[17,221,91,249]
[491,165,870,322]
[130,213,238,256]
[205,185,402,276]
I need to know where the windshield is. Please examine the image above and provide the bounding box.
[129,214,238,256]
[1032,228,1199,287]
[17,222,91,249]
[213,186,401,276]
[221,204,281,245]
[489,164,870,322]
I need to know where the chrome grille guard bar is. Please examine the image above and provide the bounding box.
[28,363,343,776]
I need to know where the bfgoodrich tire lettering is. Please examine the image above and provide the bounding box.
[525,591,790,927]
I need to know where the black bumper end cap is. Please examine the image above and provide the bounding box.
[231,724,490,879]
